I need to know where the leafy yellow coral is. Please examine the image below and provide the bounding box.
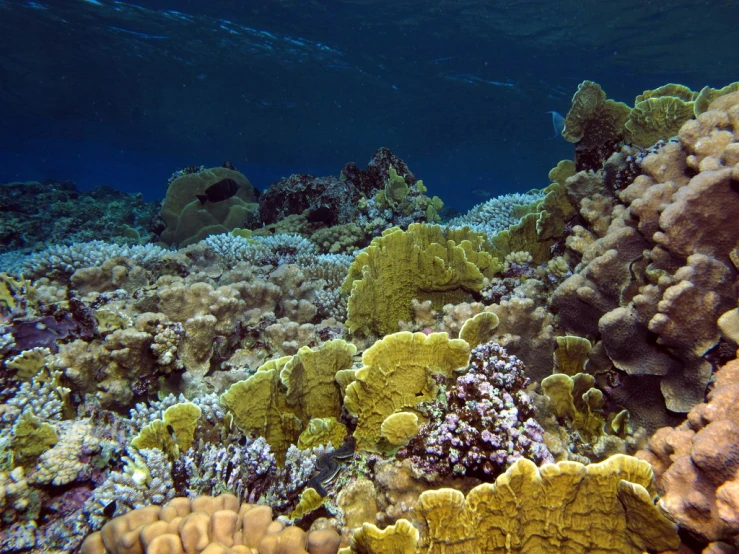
[459,312,499,349]
[625,96,695,148]
[340,519,419,554]
[220,357,300,464]
[297,417,348,450]
[562,80,631,148]
[222,341,355,463]
[541,372,604,443]
[11,412,59,465]
[343,332,469,452]
[289,487,325,520]
[380,412,419,447]
[5,347,50,380]
[414,455,679,554]
[694,81,739,115]
[131,402,201,460]
[548,159,576,186]
[280,339,357,422]
[342,224,497,336]
[635,83,696,104]
[490,182,576,264]
[553,335,592,376]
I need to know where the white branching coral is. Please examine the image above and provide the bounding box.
[447,191,544,237]
[21,241,168,278]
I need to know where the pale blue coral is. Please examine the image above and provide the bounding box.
[447,191,544,238]
[20,241,168,278]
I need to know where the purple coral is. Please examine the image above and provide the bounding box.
[398,341,553,479]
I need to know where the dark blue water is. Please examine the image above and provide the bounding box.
[1,0,736,209]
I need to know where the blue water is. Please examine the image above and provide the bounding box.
[1,0,736,209]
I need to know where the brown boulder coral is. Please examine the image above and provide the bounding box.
[551,91,739,427]
[637,356,739,548]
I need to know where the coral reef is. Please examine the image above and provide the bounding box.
[552,88,739,428]
[0,179,161,258]
[1,82,738,554]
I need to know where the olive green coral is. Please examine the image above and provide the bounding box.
[342,224,498,336]
[694,81,739,115]
[343,331,470,453]
[131,402,201,460]
[553,335,592,376]
[220,356,301,464]
[413,455,679,554]
[11,412,59,465]
[280,339,357,423]
[625,95,696,148]
[458,312,499,349]
[489,182,576,264]
[221,340,355,463]
[541,372,604,444]
[562,80,631,149]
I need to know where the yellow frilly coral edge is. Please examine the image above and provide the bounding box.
[341,455,678,554]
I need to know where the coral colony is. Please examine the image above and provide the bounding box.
[1,81,739,554]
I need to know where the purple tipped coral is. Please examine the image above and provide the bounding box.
[398,341,553,479]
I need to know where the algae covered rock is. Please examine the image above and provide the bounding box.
[159,167,259,246]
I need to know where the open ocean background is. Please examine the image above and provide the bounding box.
[1,0,737,210]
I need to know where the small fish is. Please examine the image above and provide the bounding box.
[225,460,234,481]
[546,111,565,139]
[197,178,240,204]
[238,436,247,446]
[166,424,177,440]
[102,500,117,518]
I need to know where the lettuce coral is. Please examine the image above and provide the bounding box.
[414,455,678,554]
[342,224,498,337]
[343,332,470,453]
